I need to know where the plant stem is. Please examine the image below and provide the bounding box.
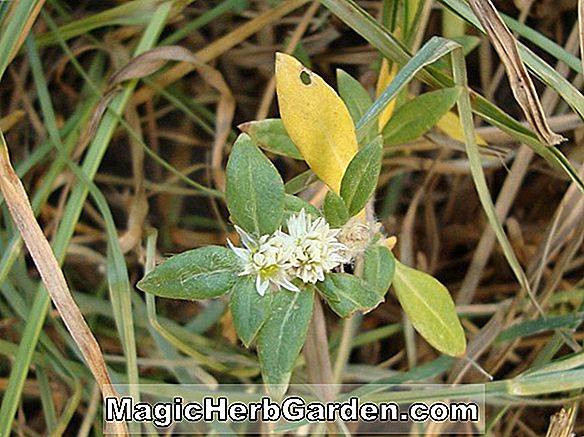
[304,294,337,435]
[332,255,365,384]
[333,314,362,383]
[304,294,335,398]
[333,204,375,383]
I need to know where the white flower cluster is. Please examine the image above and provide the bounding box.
[228,209,350,296]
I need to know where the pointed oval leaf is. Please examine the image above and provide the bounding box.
[230,276,272,347]
[257,287,314,399]
[317,273,383,318]
[276,53,358,193]
[137,246,240,300]
[340,136,383,216]
[363,245,395,297]
[239,118,302,160]
[226,133,285,235]
[323,191,349,228]
[392,261,466,357]
[383,87,461,145]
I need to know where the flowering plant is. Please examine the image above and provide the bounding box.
[138,53,466,396]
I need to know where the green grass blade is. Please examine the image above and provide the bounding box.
[496,313,584,343]
[36,0,167,47]
[35,367,57,432]
[162,0,247,45]
[0,288,50,433]
[0,0,38,81]
[449,41,543,314]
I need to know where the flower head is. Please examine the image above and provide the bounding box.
[228,210,352,295]
[283,209,349,284]
[228,226,298,296]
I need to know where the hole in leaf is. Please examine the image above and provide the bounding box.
[300,70,311,85]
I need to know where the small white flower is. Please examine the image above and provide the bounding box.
[228,226,299,296]
[284,209,350,284]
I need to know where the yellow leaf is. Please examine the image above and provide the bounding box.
[275,53,358,193]
[437,111,487,146]
[376,58,398,131]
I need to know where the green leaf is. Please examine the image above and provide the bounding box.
[323,191,349,227]
[340,135,383,216]
[317,273,383,318]
[239,118,302,160]
[392,261,466,356]
[137,246,241,300]
[257,287,314,398]
[363,245,395,297]
[315,278,340,303]
[283,194,321,222]
[383,87,461,145]
[226,133,285,235]
[337,69,373,126]
[230,276,272,347]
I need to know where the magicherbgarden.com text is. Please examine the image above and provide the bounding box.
[104,395,480,428]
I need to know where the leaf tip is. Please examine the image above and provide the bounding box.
[237,121,252,133]
[275,52,298,76]
[135,275,151,293]
[265,383,289,402]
